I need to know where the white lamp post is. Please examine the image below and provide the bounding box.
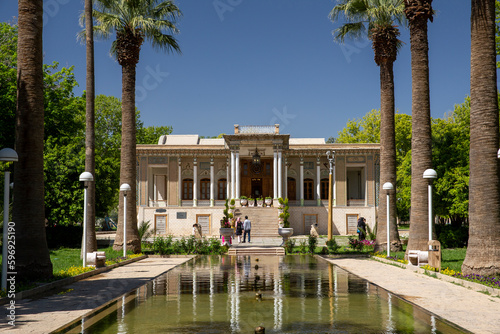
[79,172,94,267]
[326,151,335,240]
[382,182,394,257]
[0,148,18,290]
[423,169,437,249]
[120,183,131,258]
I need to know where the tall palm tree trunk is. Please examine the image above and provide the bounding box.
[14,0,52,281]
[405,0,433,253]
[84,0,97,255]
[114,63,140,253]
[375,60,401,252]
[462,0,500,276]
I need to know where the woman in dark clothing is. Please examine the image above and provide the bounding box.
[357,217,366,241]
[235,217,243,243]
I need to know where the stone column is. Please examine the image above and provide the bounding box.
[316,156,321,206]
[235,151,240,198]
[273,150,278,199]
[333,163,337,206]
[193,157,198,207]
[226,158,230,199]
[278,150,283,199]
[178,157,182,206]
[210,157,215,207]
[230,151,235,199]
[300,157,304,206]
[284,156,288,199]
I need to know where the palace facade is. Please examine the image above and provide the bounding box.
[136,124,380,237]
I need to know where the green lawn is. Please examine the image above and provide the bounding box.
[389,246,466,272]
[0,247,134,276]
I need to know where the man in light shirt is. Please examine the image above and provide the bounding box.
[243,215,251,243]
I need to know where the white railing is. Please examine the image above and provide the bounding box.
[238,125,275,134]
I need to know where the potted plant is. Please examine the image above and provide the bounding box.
[265,196,273,207]
[256,197,264,207]
[240,196,248,206]
[278,197,293,246]
[248,197,255,207]
[220,199,234,246]
[229,198,235,215]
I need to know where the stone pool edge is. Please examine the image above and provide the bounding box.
[0,254,196,305]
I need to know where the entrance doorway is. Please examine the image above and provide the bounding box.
[251,178,262,198]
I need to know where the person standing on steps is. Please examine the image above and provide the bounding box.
[235,217,243,243]
[243,215,251,243]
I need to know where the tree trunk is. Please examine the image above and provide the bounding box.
[14,0,52,281]
[83,0,97,256]
[375,60,401,252]
[462,0,500,276]
[406,2,434,253]
[113,63,141,253]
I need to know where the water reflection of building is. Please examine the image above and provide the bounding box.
[104,256,441,333]
[137,124,380,236]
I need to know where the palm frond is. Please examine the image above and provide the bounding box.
[333,22,367,43]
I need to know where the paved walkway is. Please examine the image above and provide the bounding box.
[1,257,193,333]
[324,257,500,334]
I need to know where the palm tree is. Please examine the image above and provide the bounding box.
[84,0,97,256]
[462,0,500,276]
[14,0,53,280]
[92,0,181,253]
[404,0,434,253]
[330,0,405,252]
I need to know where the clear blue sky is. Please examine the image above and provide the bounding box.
[0,1,479,139]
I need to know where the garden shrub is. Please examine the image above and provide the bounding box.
[151,236,227,255]
[284,239,295,254]
[435,224,469,248]
[46,225,82,249]
[326,238,341,253]
[298,240,308,254]
[348,237,364,251]
[308,235,317,253]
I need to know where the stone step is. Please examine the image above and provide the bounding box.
[233,207,280,237]
[228,247,285,256]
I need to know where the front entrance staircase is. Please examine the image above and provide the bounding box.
[233,207,279,238]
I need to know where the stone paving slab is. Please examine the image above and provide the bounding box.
[323,257,500,334]
[0,257,193,333]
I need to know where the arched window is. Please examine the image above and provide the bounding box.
[200,178,210,200]
[321,178,329,200]
[304,178,314,200]
[218,178,227,200]
[182,179,193,200]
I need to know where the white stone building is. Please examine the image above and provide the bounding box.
[136,124,380,237]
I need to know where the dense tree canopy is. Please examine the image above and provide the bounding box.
[335,100,472,224]
[0,22,172,227]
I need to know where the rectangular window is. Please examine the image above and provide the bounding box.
[304,179,314,200]
[265,162,271,176]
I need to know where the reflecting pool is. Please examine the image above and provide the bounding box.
[62,255,466,333]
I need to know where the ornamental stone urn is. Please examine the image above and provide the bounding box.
[219,228,234,246]
[265,198,272,207]
[278,227,294,246]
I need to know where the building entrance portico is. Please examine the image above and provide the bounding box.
[240,158,273,198]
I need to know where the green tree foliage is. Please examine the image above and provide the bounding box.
[335,102,471,224]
